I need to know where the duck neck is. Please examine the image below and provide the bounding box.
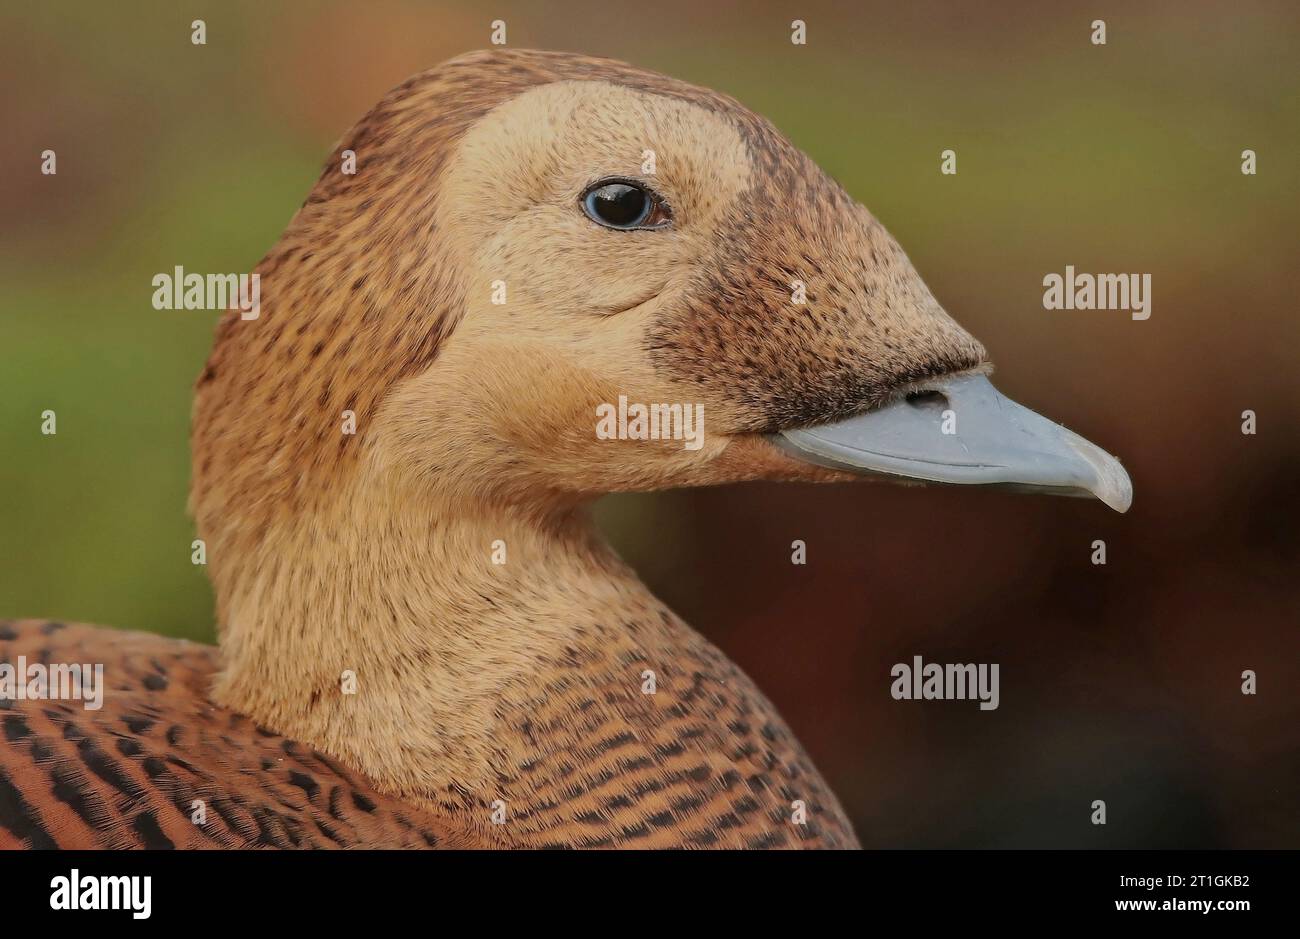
[209,469,669,798]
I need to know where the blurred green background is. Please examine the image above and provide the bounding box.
[2,0,1297,847]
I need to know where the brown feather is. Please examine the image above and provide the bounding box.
[0,620,481,848]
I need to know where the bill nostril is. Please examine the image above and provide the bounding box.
[905,389,948,411]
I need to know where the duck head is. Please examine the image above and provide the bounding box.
[440,53,1124,509]
[193,48,1130,587]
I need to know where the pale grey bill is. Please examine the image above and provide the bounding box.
[769,373,1133,513]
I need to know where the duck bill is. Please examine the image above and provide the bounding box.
[770,373,1132,512]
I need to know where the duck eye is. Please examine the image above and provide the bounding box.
[581,180,670,230]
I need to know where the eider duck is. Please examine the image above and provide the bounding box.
[0,49,1130,849]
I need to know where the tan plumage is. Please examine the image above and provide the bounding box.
[3,49,994,848]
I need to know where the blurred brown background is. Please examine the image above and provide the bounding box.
[1,0,1296,847]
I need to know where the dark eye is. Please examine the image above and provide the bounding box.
[581,179,671,230]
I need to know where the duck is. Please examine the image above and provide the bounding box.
[0,49,1131,850]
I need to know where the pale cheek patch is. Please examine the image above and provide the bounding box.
[486,210,680,318]
[441,81,754,325]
